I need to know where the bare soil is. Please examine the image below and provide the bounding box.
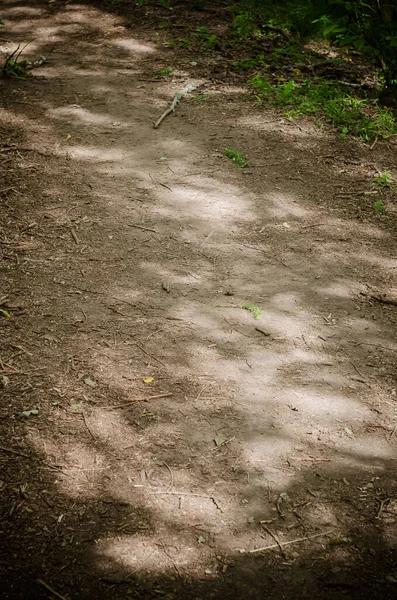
[1,1,397,599]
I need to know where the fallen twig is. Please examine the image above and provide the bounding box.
[262,524,287,559]
[127,224,158,233]
[262,24,292,40]
[103,549,158,584]
[301,223,327,229]
[350,361,365,379]
[376,497,390,518]
[369,294,397,306]
[0,445,31,458]
[248,530,333,554]
[70,227,79,245]
[211,436,235,452]
[108,392,173,409]
[82,412,96,440]
[290,457,334,462]
[153,82,198,129]
[0,187,20,194]
[162,461,174,491]
[134,341,165,367]
[36,579,69,600]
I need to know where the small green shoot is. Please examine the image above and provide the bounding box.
[193,93,212,102]
[243,304,261,320]
[374,198,385,213]
[233,55,265,71]
[223,148,247,168]
[155,67,173,76]
[374,170,392,188]
[0,308,10,318]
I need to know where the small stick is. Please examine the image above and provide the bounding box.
[160,541,182,578]
[82,412,96,440]
[249,530,333,554]
[36,579,69,600]
[70,227,79,245]
[376,497,389,518]
[289,457,333,462]
[128,224,158,233]
[370,136,378,150]
[301,223,327,229]
[262,24,292,40]
[109,392,173,409]
[0,445,31,458]
[122,549,158,581]
[0,187,19,194]
[262,524,287,559]
[149,491,218,501]
[211,436,235,452]
[350,361,365,379]
[162,461,174,491]
[135,342,165,367]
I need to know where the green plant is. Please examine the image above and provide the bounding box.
[178,38,191,50]
[374,198,385,212]
[232,55,265,71]
[2,42,31,79]
[193,93,212,102]
[374,170,392,187]
[206,34,220,50]
[223,148,247,168]
[243,304,261,319]
[154,67,173,76]
[233,12,258,38]
[250,75,397,141]
[195,26,220,50]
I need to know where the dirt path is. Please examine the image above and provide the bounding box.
[1,2,397,599]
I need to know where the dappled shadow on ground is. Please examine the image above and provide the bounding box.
[1,1,397,599]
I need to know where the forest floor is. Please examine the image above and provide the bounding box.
[1,1,397,599]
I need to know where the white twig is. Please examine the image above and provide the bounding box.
[248,530,333,554]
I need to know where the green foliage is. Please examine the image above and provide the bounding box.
[232,54,265,71]
[325,1,397,88]
[232,12,258,38]
[223,148,247,167]
[270,43,303,64]
[3,58,27,79]
[250,75,397,141]
[243,304,261,319]
[374,170,392,187]
[373,198,385,213]
[193,93,212,101]
[196,26,220,49]
[154,67,173,75]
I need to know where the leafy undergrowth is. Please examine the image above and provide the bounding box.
[250,76,397,141]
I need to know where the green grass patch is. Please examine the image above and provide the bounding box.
[373,198,385,213]
[154,67,173,76]
[223,148,247,167]
[374,170,392,188]
[250,75,397,141]
[232,54,266,71]
[243,304,261,320]
[193,93,212,102]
